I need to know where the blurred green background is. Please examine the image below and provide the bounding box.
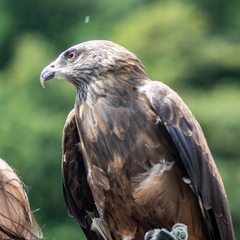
[0,0,239,239]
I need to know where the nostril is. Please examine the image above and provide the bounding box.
[50,64,55,68]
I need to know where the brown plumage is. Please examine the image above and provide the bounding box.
[0,158,42,239]
[40,40,235,240]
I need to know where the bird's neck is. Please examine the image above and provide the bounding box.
[75,84,88,104]
[75,68,147,106]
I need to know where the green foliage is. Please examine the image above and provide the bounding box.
[193,0,240,33]
[0,0,239,239]
[43,218,86,240]
[110,1,240,88]
[110,1,207,84]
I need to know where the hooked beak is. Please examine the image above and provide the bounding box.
[40,61,56,88]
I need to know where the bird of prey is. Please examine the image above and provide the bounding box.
[40,40,235,240]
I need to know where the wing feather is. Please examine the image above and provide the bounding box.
[139,81,235,240]
[62,109,106,239]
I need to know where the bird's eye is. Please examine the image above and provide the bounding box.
[67,51,77,61]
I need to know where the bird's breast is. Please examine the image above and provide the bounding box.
[76,97,177,184]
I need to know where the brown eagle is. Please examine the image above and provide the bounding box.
[40,40,235,240]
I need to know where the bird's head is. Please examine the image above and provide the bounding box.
[40,40,146,89]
